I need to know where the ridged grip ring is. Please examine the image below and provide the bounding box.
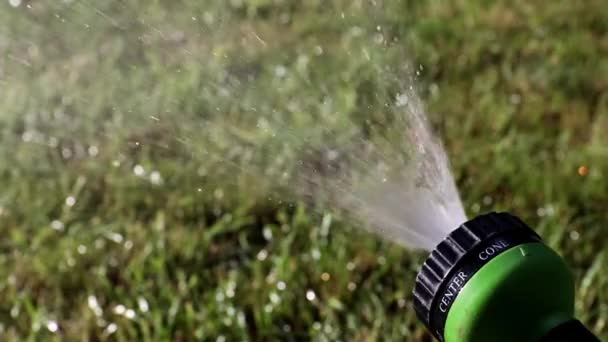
[413,212,541,340]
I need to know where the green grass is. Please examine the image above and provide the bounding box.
[1,0,607,340]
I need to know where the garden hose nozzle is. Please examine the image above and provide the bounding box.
[413,212,600,342]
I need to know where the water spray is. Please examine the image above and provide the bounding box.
[413,212,600,342]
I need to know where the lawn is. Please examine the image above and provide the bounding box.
[1,0,607,340]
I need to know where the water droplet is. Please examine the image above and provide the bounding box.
[124,309,136,319]
[46,320,58,333]
[48,137,58,147]
[321,273,330,282]
[346,261,356,271]
[263,227,273,241]
[483,196,493,206]
[124,240,133,250]
[65,196,76,207]
[88,295,103,317]
[10,305,19,318]
[256,249,268,261]
[105,323,117,335]
[536,207,546,217]
[66,257,76,267]
[95,239,105,249]
[471,203,481,213]
[133,165,145,176]
[88,146,99,157]
[149,171,163,185]
[22,131,32,142]
[377,256,386,265]
[311,249,321,260]
[269,292,280,304]
[569,231,580,241]
[237,312,246,327]
[306,289,316,301]
[113,305,126,315]
[395,93,409,107]
[107,232,124,243]
[51,220,64,231]
[277,281,286,291]
[137,297,149,313]
[61,148,73,159]
[275,65,287,78]
[77,245,87,255]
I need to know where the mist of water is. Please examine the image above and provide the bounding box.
[3,2,467,252]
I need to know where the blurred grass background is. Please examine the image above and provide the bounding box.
[1,0,607,340]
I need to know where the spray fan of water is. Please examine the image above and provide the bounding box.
[348,94,466,250]
[287,87,468,251]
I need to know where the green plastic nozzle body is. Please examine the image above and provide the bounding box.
[413,212,599,342]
